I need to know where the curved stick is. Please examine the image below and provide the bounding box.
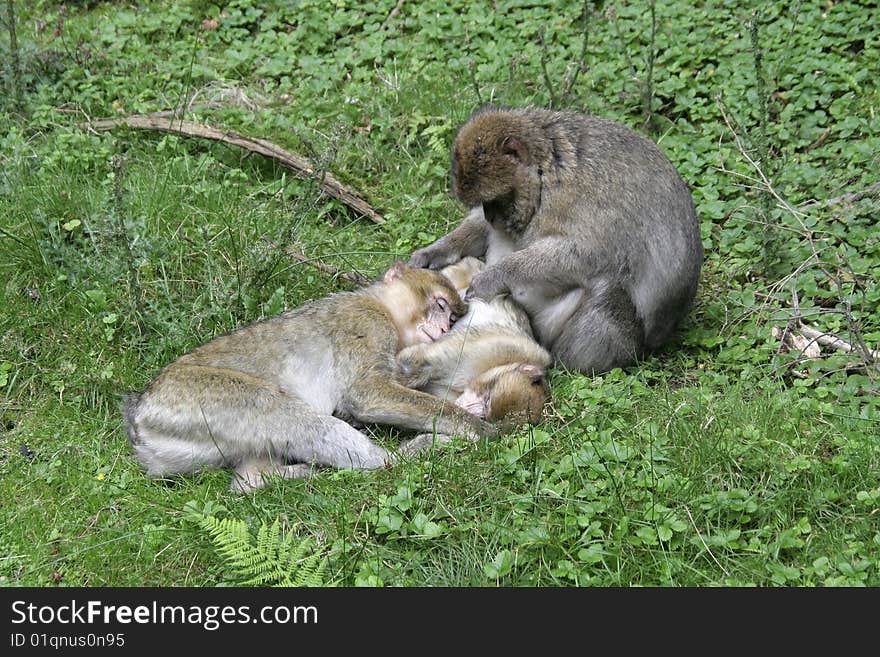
[86,115,384,224]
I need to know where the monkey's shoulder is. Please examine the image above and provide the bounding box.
[320,291,399,352]
[166,290,391,366]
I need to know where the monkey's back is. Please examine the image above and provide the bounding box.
[519,110,697,245]
[422,295,551,399]
[155,289,398,392]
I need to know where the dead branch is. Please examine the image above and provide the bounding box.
[284,247,370,286]
[772,321,879,378]
[799,180,880,211]
[798,324,879,361]
[382,0,405,29]
[804,126,831,152]
[85,114,384,224]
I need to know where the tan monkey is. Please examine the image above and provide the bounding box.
[409,107,703,375]
[397,257,551,425]
[123,262,494,492]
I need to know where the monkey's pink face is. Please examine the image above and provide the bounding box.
[415,295,459,343]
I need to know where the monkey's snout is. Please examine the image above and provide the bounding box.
[454,183,481,207]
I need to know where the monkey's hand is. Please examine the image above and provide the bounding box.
[408,242,462,270]
[409,207,491,269]
[465,268,508,301]
[395,346,432,388]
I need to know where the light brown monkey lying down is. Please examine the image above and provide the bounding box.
[123,262,494,492]
[397,256,551,425]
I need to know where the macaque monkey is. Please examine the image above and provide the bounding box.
[397,257,551,425]
[123,262,494,492]
[409,107,703,374]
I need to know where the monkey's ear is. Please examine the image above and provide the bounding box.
[518,363,546,384]
[500,136,528,164]
[384,260,411,284]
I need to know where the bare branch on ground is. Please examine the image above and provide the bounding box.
[86,114,384,224]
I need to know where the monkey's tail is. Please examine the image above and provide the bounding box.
[121,392,142,445]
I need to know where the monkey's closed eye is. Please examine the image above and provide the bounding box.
[437,298,449,312]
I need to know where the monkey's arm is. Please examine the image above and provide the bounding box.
[466,237,593,300]
[396,335,475,389]
[409,207,489,270]
[346,379,494,440]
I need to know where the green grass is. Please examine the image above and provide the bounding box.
[1,0,878,587]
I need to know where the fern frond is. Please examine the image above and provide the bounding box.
[291,553,330,587]
[196,515,331,587]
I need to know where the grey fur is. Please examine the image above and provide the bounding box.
[410,107,702,374]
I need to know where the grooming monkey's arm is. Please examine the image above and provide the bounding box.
[466,236,592,300]
[408,208,489,270]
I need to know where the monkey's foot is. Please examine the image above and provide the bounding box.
[230,460,317,493]
[394,433,455,460]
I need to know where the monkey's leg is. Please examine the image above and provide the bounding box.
[281,412,394,470]
[128,365,392,477]
[551,288,646,374]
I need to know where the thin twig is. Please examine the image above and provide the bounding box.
[468,60,484,106]
[717,101,811,233]
[6,0,24,115]
[538,26,559,108]
[381,0,405,30]
[642,0,657,128]
[559,0,592,105]
[283,247,370,286]
[804,126,831,152]
[798,181,880,210]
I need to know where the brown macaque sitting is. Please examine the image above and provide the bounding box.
[397,256,551,426]
[123,262,495,492]
[409,107,703,375]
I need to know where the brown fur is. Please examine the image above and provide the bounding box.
[410,106,703,374]
[123,262,490,492]
[397,257,551,425]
